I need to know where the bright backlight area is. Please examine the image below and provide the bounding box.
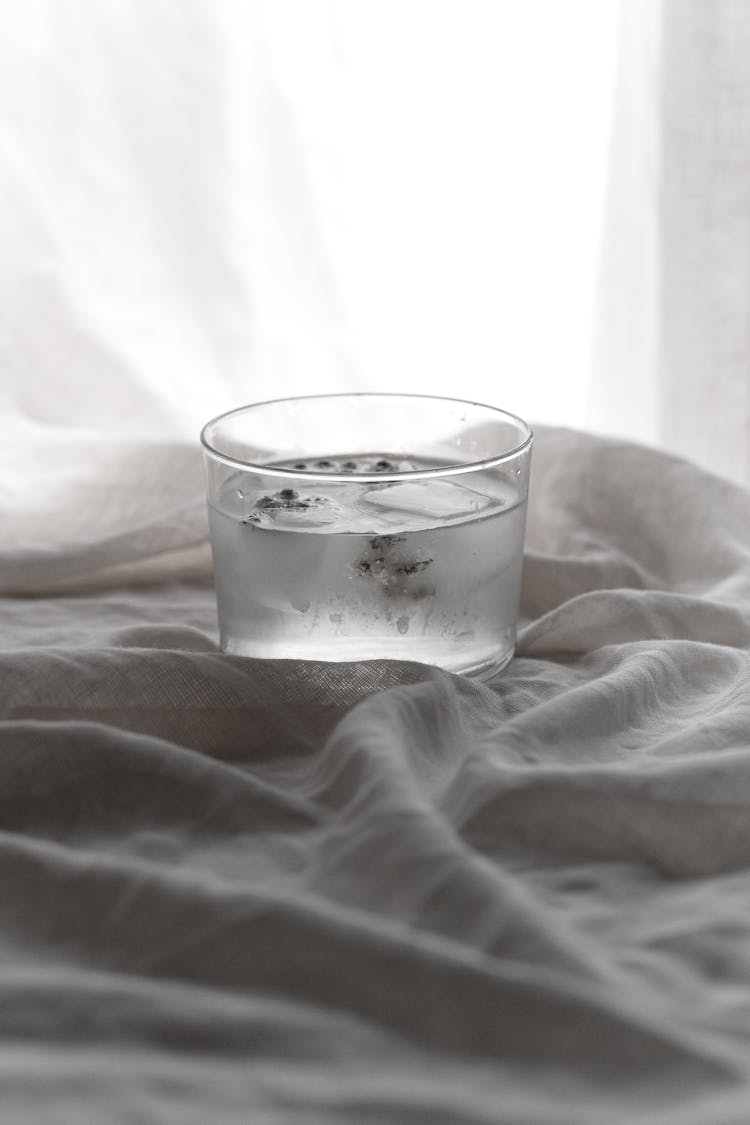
[251,0,621,428]
[1,0,621,436]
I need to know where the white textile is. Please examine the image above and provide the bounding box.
[592,0,750,483]
[3,426,750,1122]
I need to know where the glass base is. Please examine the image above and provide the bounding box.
[455,646,515,680]
[220,638,515,680]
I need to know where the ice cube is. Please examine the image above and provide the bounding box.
[359,478,492,523]
[246,490,347,531]
[269,504,345,530]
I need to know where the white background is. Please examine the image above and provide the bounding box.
[0,0,620,438]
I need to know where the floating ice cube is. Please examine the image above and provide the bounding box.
[245,491,347,531]
[359,478,493,523]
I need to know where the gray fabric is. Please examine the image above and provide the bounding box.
[661,0,750,482]
[2,427,750,1123]
[592,0,750,483]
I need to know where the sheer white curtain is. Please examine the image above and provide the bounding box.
[591,0,750,484]
[0,0,619,443]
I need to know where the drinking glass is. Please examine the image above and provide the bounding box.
[201,393,532,678]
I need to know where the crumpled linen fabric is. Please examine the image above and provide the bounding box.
[2,425,750,1123]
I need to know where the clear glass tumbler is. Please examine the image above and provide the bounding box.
[201,393,532,678]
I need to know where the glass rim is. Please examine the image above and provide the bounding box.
[200,392,534,483]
